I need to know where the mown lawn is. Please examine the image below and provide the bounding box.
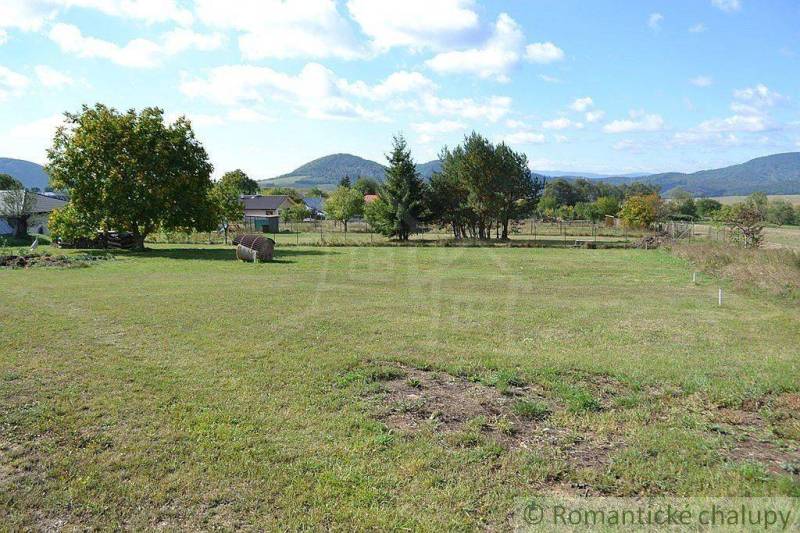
[1,245,799,529]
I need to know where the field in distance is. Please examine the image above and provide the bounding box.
[712,194,800,206]
[1,244,798,529]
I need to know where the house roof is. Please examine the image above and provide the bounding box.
[364,194,379,204]
[240,195,293,211]
[0,191,68,214]
[303,197,324,211]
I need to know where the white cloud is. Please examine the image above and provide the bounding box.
[0,65,30,101]
[585,110,605,123]
[711,0,741,12]
[603,111,664,133]
[648,13,664,31]
[679,84,784,139]
[49,23,224,68]
[196,0,363,60]
[732,84,785,109]
[340,71,436,100]
[421,95,511,122]
[347,0,479,51]
[554,134,568,143]
[0,0,192,30]
[34,65,74,88]
[542,117,582,130]
[570,97,593,112]
[525,42,565,64]
[412,120,465,134]
[690,75,713,87]
[0,113,65,163]
[695,114,768,133]
[425,13,524,82]
[0,30,7,45]
[503,131,545,145]
[162,28,225,55]
[689,23,707,33]
[179,63,388,122]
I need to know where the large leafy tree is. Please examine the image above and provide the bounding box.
[494,143,543,239]
[374,134,426,241]
[220,169,259,195]
[47,104,216,250]
[0,189,38,238]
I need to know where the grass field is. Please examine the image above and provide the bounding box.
[712,195,800,207]
[2,244,799,528]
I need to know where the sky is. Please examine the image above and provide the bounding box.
[0,0,799,179]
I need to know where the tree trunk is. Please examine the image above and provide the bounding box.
[131,228,146,251]
[12,216,29,239]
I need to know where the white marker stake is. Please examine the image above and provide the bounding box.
[692,272,697,283]
[718,288,723,306]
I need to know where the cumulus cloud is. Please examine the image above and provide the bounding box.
[542,117,582,130]
[179,63,391,121]
[711,0,742,12]
[603,111,664,133]
[570,97,593,112]
[347,0,479,51]
[34,65,75,88]
[525,42,565,64]
[425,13,524,82]
[48,23,224,68]
[0,30,7,45]
[340,71,436,100]
[421,95,512,122]
[0,65,30,101]
[196,0,364,60]
[585,110,605,123]
[689,23,707,33]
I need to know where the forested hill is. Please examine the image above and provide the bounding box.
[259,153,443,189]
[0,158,49,190]
[601,152,800,196]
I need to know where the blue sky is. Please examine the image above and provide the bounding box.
[0,0,798,179]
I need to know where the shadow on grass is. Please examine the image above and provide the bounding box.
[123,246,333,263]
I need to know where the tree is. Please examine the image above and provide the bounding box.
[594,196,620,218]
[620,194,662,229]
[339,175,352,188]
[746,192,769,220]
[695,198,722,219]
[354,176,380,196]
[494,143,543,239]
[47,104,216,250]
[427,167,473,239]
[325,185,364,235]
[0,173,23,190]
[373,134,427,241]
[210,180,240,244]
[220,169,259,195]
[724,202,765,248]
[309,186,327,198]
[282,202,310,224]
[766,200,796,226]
[0,188,38,238]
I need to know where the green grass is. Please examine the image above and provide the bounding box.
[1,244,799,528]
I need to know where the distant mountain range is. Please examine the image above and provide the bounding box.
[599,152,800,196]
[261,152,800,196]
[0,158,49,190]
[259,153,443,189]
[3,151,799,197]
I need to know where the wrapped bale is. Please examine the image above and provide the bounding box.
[234,234,275,262]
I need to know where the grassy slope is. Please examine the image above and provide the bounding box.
[712,195,800,206]
[2,245,799,528]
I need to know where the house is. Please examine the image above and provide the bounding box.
[302,197,325,218]
[240,195,296,233]
[0,191,68,236]
[364,194,379,204]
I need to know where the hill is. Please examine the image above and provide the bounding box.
[259,153,443,189]
[0,158,49,190]
[602,152,800,196]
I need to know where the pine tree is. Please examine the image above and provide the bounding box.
[380,135,426,241]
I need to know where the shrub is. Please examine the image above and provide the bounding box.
[48,203,95,243]
[620,194,662,229]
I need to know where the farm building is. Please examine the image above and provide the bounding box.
[0,191,68,236]
[240,195,295,233]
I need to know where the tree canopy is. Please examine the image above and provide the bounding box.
[47,104,216,250]
[325,185,364,234]
[0,173,23,190]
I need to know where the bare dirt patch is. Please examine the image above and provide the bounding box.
[712,400,800,478]
[371,364,618,468]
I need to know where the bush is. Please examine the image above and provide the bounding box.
[767,200,797,226]
[48,204,95,243]
[620,194,662,229]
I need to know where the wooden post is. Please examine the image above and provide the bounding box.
[718,288,723,306]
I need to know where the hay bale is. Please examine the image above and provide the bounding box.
[234,234,275,262]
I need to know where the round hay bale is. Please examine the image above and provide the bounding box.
[234,234,275,262]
